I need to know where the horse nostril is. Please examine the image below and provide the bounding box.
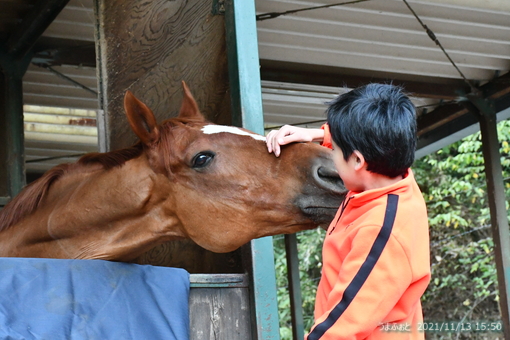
[318,165,338,179]
[316,165,345,193]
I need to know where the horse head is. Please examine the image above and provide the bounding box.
[0,82,345,260]
[124,82,346,253]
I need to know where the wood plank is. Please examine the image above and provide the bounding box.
[260,59,471,100]
[189,287,251,340]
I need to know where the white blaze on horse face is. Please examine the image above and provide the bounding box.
[201,125,266,142]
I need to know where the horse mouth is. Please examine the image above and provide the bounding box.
[301,206,339,225]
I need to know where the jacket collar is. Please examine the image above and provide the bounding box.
[346,169,415,207]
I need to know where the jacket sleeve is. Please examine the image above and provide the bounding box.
[321,124,333,149]
[307,226,413,340]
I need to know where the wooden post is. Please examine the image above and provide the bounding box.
[94,0,232,152]
[224,0,280,339]
[469,95,510,339]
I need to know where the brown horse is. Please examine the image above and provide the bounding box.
[0,82,345,261]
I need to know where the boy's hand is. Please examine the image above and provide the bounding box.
[266,125,324,157]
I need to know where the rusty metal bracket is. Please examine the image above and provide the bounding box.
[212,0,225,15]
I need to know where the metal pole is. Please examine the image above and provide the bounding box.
[224,0,280,339]
[469,95,510,339]
[285,234,305,340]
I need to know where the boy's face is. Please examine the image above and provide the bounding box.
[331,141,363,192]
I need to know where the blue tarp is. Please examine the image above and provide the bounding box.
[0,258,190,340]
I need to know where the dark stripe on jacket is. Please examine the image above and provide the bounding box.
[307,194,399,340]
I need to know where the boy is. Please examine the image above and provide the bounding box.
[266,84,430,340]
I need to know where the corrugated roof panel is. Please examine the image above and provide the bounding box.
[41,0,95,41]
[257,21,509,66]
[23,63,98,110]
[23,104,98,173]
[256,0,510,80]
[258,29,506,73]
[261,80,439,129]
[259,43,499,80]
[257,0,510,129]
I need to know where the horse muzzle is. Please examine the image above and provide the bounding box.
[295,154,346,226]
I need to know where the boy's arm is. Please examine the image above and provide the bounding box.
[266,125,324,157]
[307,226,414,340]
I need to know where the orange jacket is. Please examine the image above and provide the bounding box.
[307,126,431,340]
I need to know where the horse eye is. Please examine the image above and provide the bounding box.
[191,151,215,169]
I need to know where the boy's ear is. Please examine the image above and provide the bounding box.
[352,150,366,171]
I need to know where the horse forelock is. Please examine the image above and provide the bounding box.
[0,163,71,231]
[152,117,208,174]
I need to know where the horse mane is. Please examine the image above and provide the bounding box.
[0,144,144,232]
[78,143,143,169]
[0,115,205,231]
[0,163,70,232]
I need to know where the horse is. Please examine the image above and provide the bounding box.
[0,82,346,262]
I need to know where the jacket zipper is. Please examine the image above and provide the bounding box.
[329,195,354,235]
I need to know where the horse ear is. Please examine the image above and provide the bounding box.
[124,91,160,145]
[179,81,205,121]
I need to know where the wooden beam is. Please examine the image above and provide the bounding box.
[417,103,469,137]
[482,72,510,100]
[32,43,96,68]
[95,0,231,152]
[6,0,70,59]
[260,59,470,100]
[417,73,510,154]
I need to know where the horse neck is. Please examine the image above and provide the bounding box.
[0,155,185,260]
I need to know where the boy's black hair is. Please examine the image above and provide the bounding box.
[326,83,417,178]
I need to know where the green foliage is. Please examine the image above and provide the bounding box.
[273,119,510,339]
[414,120,510,339]
[273,228,325,339]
